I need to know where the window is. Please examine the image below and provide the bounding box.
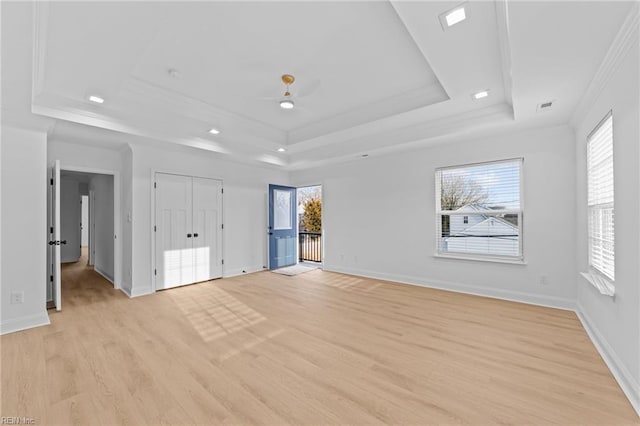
[436,158,523,260]
[587,112,614,281]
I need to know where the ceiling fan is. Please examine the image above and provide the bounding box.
[261,74,321,110]
[279,74,296,109]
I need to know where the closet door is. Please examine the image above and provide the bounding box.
[192,177,223,282]
[155,173,193,289]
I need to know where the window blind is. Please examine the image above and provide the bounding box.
[587,112,614,281]
[436,159,523,259]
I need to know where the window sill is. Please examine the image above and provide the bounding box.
[434,253,526,265]
[580,271,615,296]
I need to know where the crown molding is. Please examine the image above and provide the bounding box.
[287,82,448,144]
[121,77,287,147]
[286,102,514,171]
[494,0,515,117]
[570,2,639,127]
[31,1,49,100]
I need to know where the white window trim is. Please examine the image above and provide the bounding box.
[434,253,526,265]
[435,158,524,262]
[583,110,615,296]
[581,271,615,297]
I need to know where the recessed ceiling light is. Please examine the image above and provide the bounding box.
[439,3,467,31]
[472,90,489,100]
[89,95,104,104]
[279,99,295,109]
[445,6,466,26]
[277,148,286,152]
[208,128,220,135]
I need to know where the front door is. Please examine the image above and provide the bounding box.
[268,184,297,269]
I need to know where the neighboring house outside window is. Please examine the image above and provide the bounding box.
[436,159,523,261]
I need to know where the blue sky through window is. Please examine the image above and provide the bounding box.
[441,160,521,210]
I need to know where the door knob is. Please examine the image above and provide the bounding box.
[60,240,67,245]
[187,233,192,238]
[193,233,199,238]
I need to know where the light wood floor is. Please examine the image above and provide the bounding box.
[1,253,638,425]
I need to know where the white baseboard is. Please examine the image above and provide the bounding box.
[324,265,575,311]
[94,266,114,284]
[576,302,640,416]
[223,264,265,278]
[0,311,50,335]
[128,284,153,298]
[119,281,132,297]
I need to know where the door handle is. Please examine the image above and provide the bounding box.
[60,240,67,245]
[193,233,199,238]
[268,232,273,235]
[187,233,192,238]
[48,240,55,246]
[48,240,67,245]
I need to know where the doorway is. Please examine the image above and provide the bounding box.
[47,165,120,311]
[267,184,323,270]
[81,194,89,262]
[297,185,323,267]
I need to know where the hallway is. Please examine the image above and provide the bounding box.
[56,248,123,309]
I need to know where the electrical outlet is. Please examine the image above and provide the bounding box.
[540,275,549,285]
[10,291,24,304]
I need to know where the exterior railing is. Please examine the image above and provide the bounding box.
[299,232,322,262]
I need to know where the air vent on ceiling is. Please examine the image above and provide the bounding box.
[537,100,555,112]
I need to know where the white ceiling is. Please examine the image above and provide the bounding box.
[1,1,635,169]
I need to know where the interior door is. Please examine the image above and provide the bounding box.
[155,173,193,290]
[192,177,223,282]
[47,160,62,311]
[268,184,297,269]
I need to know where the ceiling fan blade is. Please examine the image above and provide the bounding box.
[295,79,322,98]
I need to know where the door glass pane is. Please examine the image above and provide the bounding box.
[274,189,292,230]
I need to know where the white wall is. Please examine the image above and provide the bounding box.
[48,140,124,172]
[81,195,88,246]
[130,143,289,296]
[0,127,50,334]
[574,35,639,410]
[60,177,81,263]
[291,125,577,308]
[89,174,114,281]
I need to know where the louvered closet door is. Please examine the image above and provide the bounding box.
[192,177,223,282]
[155,173,193,289]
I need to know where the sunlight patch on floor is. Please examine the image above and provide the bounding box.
[323,275,383,293]
[217,328,286,362]
[169,285,267,342]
